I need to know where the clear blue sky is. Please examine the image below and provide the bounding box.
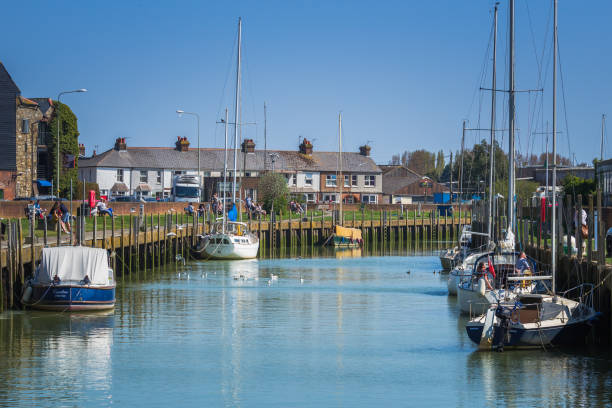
[2,0,611,165]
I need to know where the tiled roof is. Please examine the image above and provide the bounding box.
[17,96,38,106]
[79,147,381,173]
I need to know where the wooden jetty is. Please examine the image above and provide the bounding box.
[0,204,471,311]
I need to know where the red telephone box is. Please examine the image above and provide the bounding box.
[89,190,97,208]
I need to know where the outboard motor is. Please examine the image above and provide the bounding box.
[493,305,513,352]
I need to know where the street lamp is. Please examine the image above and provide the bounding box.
[176,110,200,200]
[56,89,87,196]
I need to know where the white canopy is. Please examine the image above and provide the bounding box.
[35,247,113,286]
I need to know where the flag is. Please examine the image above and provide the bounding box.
[487,256,496,278]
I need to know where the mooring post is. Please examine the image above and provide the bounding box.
[7,220,13,308]
[588,194,594,263]
[577,195,583,261]
[129,213,133,276]
[0,223,4,312]
[121,215,125,278]
[93,215,97,248]
[111,215,116,271]
[597,190,605,265]
[103,216,107,249]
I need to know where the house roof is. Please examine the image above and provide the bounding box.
[79,146,381,173]
[380,165,427,194]
[0,62,20,94]
[28,98,54,116]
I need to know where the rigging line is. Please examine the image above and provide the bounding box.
[465,11,496,120]
[240,33,260,144]
[557,37,573,167]
[215,25,240,147]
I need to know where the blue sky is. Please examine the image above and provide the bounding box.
[2,0,611,165]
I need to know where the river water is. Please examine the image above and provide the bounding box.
[1,250,611,407]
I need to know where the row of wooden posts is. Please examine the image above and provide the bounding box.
[0,205,472,311]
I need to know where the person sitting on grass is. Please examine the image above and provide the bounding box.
[184,202,194,215]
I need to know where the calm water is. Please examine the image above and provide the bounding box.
[1,250,611,407]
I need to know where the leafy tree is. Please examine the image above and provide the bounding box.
[48,101,80,198]
[561,175,596,204]
[494,178,539,205]
[258,172,289,214]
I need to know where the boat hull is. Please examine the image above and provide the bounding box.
[30,284,116,311]
[333,236,360,248]
[201,242,259,260]
[457,284,494,315]
[447,271,461,296]
[440,256,455,271]
[466,318,594,349]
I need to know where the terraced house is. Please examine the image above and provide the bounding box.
[78,136,382,204]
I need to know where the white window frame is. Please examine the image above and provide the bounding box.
[365,175,376,187]
[156,171,162,183]
[286,173,296,186]
[344,175,350,188]
[305,173,313,186]
[326,174,337,187]
[140,170,148,183]
[362,194,378,204]
[117,169,124,182]
[323,194,338,203]
[304,193,316,203]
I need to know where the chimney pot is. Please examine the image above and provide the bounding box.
[175,136,190,152]
[359,145,371,157]
[114,138,127,151]
[241,138,256,153]
[299,138,313,155]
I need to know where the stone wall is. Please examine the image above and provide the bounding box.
[15,105,42,198]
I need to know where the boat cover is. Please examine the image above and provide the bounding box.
[335,225,362,240]
[35,247,112,286]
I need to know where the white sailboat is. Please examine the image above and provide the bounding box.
[466,0,598,350]
[194,17,260,260]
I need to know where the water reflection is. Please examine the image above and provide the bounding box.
[466,349,612,407]
[0,311,114,406]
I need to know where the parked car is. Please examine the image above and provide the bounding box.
[110,196,139,202]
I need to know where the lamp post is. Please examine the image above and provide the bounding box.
[176,110,200,200]
[56,89,87,196]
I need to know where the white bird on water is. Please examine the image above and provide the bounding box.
[270,274,278,281]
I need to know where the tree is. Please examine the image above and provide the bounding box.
[258,173,289,213]
[561,175,596,204]
[48,101,80,198]
[494,178,539,205]
[75,181,100,200]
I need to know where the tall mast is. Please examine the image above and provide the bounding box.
[264,102,268,171]
[223,108,228,233]
[551,0,558,294]
[232,17,242,205]
[338,112,343,224]
[601,114,606,161]
[488,2,498,242]
[507,0,516,235]
[459,121,465,236]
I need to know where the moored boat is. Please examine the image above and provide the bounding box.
[22,246,116,311]
[193,221,259,260]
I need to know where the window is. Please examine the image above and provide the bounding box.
[362,194,378,204]
[38,122,48,145]
[117,169,124,182]
[304,193,316,203]
[140,170,148,183]
[323,194,337,203]
[286,173,296,186]
[365,175,376,187]
[21,119,29,133]
[352,175,358,186]
[305,173,313,186]
[156,171,162,183]
[326,174,337,187]
[174,170,185,176]
[100,189,109,197]
[344,175,350,187]
[115,191,126,197]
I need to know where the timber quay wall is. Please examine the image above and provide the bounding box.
[471,193,612,346]
[0,205,471,311]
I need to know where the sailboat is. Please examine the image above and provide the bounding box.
[329,113,362,248]
[465,0,598,349]
[193,18,260,260]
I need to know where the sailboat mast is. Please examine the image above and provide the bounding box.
[338,113,343,224]
[233,17,242,205]
[459,121,465,234]
[507,0,516,235]
[602,114,606,161]
[223,108,228,233]
[264,102,268,171]
[488,2,498,242]
[551,0,558,294]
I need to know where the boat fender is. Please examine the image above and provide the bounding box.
[478,278,486,296]
[21,286,32,304]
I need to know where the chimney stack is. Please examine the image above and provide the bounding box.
[114,137,127,151]
[175,136,190,152]
[359,145,371,157]
[299,138,313,155]
[241,139,256,153]
[79,143,86,157]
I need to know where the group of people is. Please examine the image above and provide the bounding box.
[49,201,72,234]
[289,201,305,214]
[184,203,206,217]
[91,199,114,217]
[475,251,533,291]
